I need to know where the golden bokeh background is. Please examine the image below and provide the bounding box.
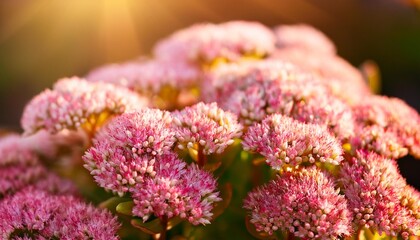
[1,0,419,185]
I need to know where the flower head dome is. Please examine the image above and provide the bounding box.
[130,153,221,225]
[154,21,275,65]
[287,92,355,140]
[352,96,420,159]
[274,24,337,55]
[340,151,418,238]
[83,109,175,196]
[21,77,149,135]
[172,102,243,155]
[243,114,343,170]
[0,190,120,239]
[351,125,408,159]
[244,167,351,239]
[399,185,420,238]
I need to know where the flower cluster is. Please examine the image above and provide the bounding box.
[131,154,221,225]
[340,151,420,237]
[352,96,420,159]
[154,21,276,65]
[172,102,243,155]
[3,20,420,240]
[83,106,222,225]
[21,77,149,135]
[244,167,352,239]
[83,109,175,196]
[0,190,120,239]
[243,114,343,170]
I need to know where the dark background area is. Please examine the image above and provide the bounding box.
[0,0,419,187]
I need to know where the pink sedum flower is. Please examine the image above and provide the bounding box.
[0,190,120,239]
[340,151,419,238]
[243,114,343,170]
[288,92,355,140]
[244,167,352,239]
[83,109,175,196]
[172,102,243,155]
[131,153,221,225]
[21,77,149,135]
[401,185,420,220]
[180,164,221,225]
[400,185,420,238]
[352,95,420,159]
[274,24,337,55]
[352,125,408,159]
[131,153,187,222]
[154,21,275,65]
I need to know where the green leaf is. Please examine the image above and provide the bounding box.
[130,217,183,235]
[131,218,162,235]
[213,140,243,176]
[99,197,131,211]
[116,201,134,216]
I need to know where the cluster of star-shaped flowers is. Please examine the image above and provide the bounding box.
[351,96,420,159]
[243,114,343,170]
[131,153,221,225]
[0,134,77,199]
[172,102,243,155]
[0,189,120,239]
[153,21,276,65]
[339,151,420,239]
[83,104,231,225]
[83,108,175,196]
[244,167,352,239]
[11,20,420,239]
[21,77,149,135]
